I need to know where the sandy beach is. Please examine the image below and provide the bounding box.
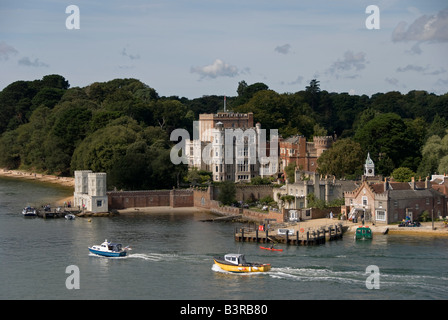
[0,169,74,187]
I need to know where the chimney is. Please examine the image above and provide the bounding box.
[425,176,430,189]
[384,177,389,192]
[410,177,415,190]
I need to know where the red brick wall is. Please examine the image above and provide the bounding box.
[108,190,193,209]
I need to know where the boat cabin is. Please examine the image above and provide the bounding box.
[224,254,247,265]
[99,240,123,252]
[355,226,372,240]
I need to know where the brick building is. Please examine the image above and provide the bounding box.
[279,135,333,175]
[342,178,447,224]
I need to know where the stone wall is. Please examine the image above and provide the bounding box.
[234,185,274,202]
[108,189,193,209]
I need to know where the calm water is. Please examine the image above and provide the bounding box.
[1,176,448,300]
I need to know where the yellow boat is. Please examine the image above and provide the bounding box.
[213,253,271,273]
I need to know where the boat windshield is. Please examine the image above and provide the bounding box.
[224,254,247,265]
[109,244,122,251]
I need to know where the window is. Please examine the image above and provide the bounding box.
[376,210,386,221]
[97,200,102,207]
[362,196,368,206]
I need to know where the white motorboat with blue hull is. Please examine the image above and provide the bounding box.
[88,240,131,257]
[22,206,37,217]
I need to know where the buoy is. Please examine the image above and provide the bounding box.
[88,219,92,222]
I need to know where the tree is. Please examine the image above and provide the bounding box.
[284,162,296,183]
[217,181,236,206]
[391,167,416,182]
[417,132,448,176]
[305,79,320,95]
[354,113,419,175]
[233,90,285,130]
[233,81,269,106]
[305,79,321,110]
[317,138,364,178]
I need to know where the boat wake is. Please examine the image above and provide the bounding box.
[268,266,365,285]
[127,252,179,262]
[267,266,448,294]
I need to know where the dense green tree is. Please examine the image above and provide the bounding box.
[417,132,448,176]
[317,138,364,178]
[391,167,416,182]
[354,113,420,175]
[217,180,236,206]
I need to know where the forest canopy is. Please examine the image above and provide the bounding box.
[0,75,447,189]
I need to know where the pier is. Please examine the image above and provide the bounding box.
[235,223,344,246]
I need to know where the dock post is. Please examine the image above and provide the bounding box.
[255,229,259,243]
[241,228,244,242]
[285,231,289,245]
[296,231,299,246]
[266,229,269,243]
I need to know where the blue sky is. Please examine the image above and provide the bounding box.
[0,0,447,98]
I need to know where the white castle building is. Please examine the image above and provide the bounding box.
[74,170,108,213]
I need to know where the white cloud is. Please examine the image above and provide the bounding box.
[326,51,368,78]
[396,64,427,72]
[18,57,49,68]
[190,59,240,79]
[121,47,140,60]
[0,41,18,60]
[274,44,291,54]
[392,8,448,43]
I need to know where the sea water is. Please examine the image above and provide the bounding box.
[1,176,447,300]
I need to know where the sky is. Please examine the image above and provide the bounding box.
[0,0,447,98]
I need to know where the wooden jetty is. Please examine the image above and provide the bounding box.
[36,207,81,219]
[235,223,344,246]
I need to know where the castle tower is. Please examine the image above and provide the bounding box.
[313,136,333,157]
[364,153,375,177]
[74,170,108,213]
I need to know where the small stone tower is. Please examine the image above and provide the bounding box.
[74,170,108,213]
[364,153,375,177]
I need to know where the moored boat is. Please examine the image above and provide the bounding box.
[65,213,76,220]
[213,253,271,273]
[88,239,131,257]
[355,226,372,240]
[22,206,37,217]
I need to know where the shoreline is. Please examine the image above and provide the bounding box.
[0,168,74,187]
[2,168,448,236]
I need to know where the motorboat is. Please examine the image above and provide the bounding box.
[355,226,372,240]
[65,214,76,220]
[22,206,37,217]
[213,253,271,273]
[88,239,131,257]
